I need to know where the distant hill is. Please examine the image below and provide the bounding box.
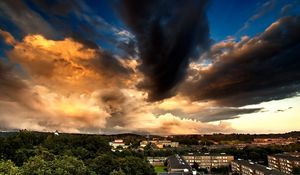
[1,130,299,141]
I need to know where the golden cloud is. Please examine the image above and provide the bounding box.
[7,34,133,94]
[0,28,17,45]
[0,31,236,134]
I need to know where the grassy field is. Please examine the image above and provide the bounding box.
[154,166,167,173]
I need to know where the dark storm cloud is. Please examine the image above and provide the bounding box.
[29,0,137,56]
[182,16,300,107]
[98,89,127,128]
[90,50,134,80]
[0,0,136,56]
[0,0,56,38]
[196,108,262,122]
[154,107,262,122]
[0,61,27,101]
[29,0,81,16]
[100,89,126,114]
[116,0,210,101]
[0,61,41,110]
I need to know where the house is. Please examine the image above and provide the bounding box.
[109,139,128,151]
[147,156,167,166]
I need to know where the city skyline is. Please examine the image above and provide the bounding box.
[0,0,300,135]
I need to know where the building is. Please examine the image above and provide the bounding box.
[140,139,179,148]
[54,130,59,136]
[166,154,196,175]
[252,138,297,146]
[156,140,179,148]
[231,159,286,175]
[268,153,300,174]
[140,140,148,147]
[183,153,234,171]
[109,139,128,151]
[147,156,167,166]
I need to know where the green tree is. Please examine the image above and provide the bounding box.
[110,169,126,175]
[14,148,36,166]
[50,155,91,175]
[0,160,20,175]
[88,154,118,175]
[71,147,90,159]
[34,147,55,161]
[117,156,155,175]
[21,156,50,175]
[21,155,93,175]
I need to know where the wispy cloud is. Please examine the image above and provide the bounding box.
[280,0,300,16]
[236,0,276,35]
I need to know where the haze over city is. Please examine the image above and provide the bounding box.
[0,0,300,135]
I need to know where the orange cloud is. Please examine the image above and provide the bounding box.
[0,31,236,134]
[7,34,133,94]
[110,112,235,135]
[0,28,17,45]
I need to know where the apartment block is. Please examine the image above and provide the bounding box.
[183,153,234,171]
[268,153,300,174]
[140,139,179,149]
[231,159,286,175]
[167,154,196,174]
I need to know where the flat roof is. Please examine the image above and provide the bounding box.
[270,154,300,161]
[232,160,286,175]
[168,154,192,170]
[184,152,233,156]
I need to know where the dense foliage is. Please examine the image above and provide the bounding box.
[1,130,299,174]
[169,131,300,144]
[0,130,155,175]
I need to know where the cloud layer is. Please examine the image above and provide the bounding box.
[7,34,132,94]
[0,1,299,134]
[181,16,300,107]
[117,0,210,101]
[0,32,236,134]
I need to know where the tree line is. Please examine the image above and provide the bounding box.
[0,130,155,175]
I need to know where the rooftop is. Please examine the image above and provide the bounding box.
[113,139,124,143]
[270,153,300,161]
[233,160,286,175]
[168,154,192,171]
[185,152,232,157]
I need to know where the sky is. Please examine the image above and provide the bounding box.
[0,0,300,135]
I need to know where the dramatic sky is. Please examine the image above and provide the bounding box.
[0,0,300,135]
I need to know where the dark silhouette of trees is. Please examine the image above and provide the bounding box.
[0,130,299,174]
[0,131,155,174]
